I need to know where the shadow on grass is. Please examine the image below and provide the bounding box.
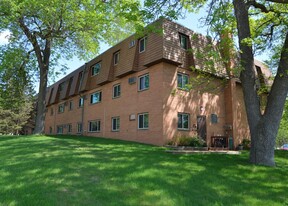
[0,135,287,206]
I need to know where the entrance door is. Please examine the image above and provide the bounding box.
[197,116,207,140]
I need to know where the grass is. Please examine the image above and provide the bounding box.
[0,135,287,206]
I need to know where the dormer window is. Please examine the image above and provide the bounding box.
[91,62,101,76]
[139,37,147,53]
[179,33,189,50]
[114,51,120,65]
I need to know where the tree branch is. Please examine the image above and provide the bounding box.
[18,17,44,68]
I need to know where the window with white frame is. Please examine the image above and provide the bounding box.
[112,117,120,131]
[57,125,63,134]
[67,124,72,133]
[113,84,121,98]
[178,113,190,130]
[138,74,149,91]
[114,51,120,65]
[79,97,84,107]
[179,33,189,50]
[89,120,101,132]
[177,73,189,90]
[139,37,147,53]
[90,91,102,104]
[91,62,101,76]
[138,113,149,129]
[77,123,82,133]
[58,104,65,113]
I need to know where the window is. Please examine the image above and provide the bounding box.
[57,125,63,134]
[138,113,149,129]
[90,91,102,104]
[139,37,147,53]
[69,101,73,111]
[59,83,65,92]
[50,108,54,116]
[179,33,189,50]
[177,73,189,90]
[211,114,218,124]
[112,117,120,131]
[114,51,120,65]
[113,84,121,98]
[91,62,101,76]
[178,113,190,130]
[58,104,65,113]
[89,120,101,132]
[77,123,82,134]
[79,97,84,107]
[129,40,135,48]
[67,124,72,133]
[49,127,53,134]
[138,74,149,91]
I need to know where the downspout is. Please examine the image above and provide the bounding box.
[79,63,87,136]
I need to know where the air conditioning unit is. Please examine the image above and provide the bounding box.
[129,114,136,121]
[128,77,136,85]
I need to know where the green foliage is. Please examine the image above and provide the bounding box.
[0,47,34,134]
[242,139,251,150]
[0,135,287,205]
[277,101,288,147]
[0,0,146,133]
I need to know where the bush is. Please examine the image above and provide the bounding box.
[242,139,251,150]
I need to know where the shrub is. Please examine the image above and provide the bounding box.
[242,138,251,150]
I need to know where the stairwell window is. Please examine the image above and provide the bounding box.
[114,51,120,65]
[91,62,101,76]
[113,84,121,98]
[177,73,189,90]
[58,104,65,113]
[179,33,189,50]
[67,124,72,133]
[139,37,147,53]
[77,123,82,134]
[89,120,101,132]
[178,113,190,130]
[90,91,102,104]
[69,101,73,111]
[138,113,149,129]
[138,74,149,91]
[79,97,84,107]
[112,117,120,131]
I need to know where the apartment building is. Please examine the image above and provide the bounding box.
[44,18,270,147]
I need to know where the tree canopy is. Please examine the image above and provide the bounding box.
[0,0,145,134]
[0,46,34,134]
[143,0,288,166]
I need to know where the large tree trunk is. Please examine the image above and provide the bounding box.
[234,0,288,166]
[34,39,51,134]
[34,66,48,134]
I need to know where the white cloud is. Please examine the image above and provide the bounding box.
[0,30,10,45]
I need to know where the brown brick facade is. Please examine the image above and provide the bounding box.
[44,19,269,148]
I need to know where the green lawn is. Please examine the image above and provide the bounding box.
[0,135,287,206]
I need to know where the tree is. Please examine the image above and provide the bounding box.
[277,101,288,147]
[143,0,288,166]
[0,0,144,134]
[0,47,34,135]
